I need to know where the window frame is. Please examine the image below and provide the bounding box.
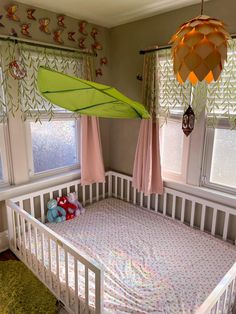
[0,122,12,186]
[201,122,236,194]
[25,114,80,180]
[160,116,190,183]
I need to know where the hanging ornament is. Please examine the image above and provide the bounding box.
[9,60,27,80]
[27,8,36,20]
[39,18,51,34]
[53,29,64,44]
[68,31,76,41]
[79,20,88,36]
[0,15,4,27]
[21,23,31,37]
[6,4,20,22]
[169,0,230,85]
[57,15,66,28]
[182,105,195,136]
[78,37,86,49]
[100,57,108,66]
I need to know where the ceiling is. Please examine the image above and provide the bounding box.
[17,0,206,28]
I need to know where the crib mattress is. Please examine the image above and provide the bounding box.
[24,198,236,313]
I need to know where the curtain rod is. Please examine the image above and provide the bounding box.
[0,34,97,56]
[139,33,236,55]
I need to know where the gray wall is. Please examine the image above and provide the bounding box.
[109,0,236,175]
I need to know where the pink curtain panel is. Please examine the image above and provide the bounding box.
[80,116,105,185]
[133,119,163,195]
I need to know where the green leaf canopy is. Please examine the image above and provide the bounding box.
[37,67,150,119]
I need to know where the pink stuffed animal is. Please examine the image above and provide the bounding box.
[67,192,85,216]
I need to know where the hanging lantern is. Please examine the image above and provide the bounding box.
[182,106,195,136]
[169,0,230,85]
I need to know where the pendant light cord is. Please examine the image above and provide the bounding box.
[200,0,204,15]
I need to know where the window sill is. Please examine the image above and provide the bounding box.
[164,179,236,209]
[0,169,81,202]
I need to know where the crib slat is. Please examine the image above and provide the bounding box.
[108,174,112,197]
[115,176,118,198]
[48,238,52,289]
[127,181,130,202]
[30,197,35,217]
[200,205,206,231]
[222,289,228,313]
[85,266,89,313]
[96,183,99,202]
[16,213,21,253]
[34,226,38,275]
[181,199,185,222]
[65,251,69,307]
[147,195,151,209]
[49,191,53,200]
[74,258,79,314]
[140,192,144,207]
[163,193,167,215]
[41,233,45,281]
[102,182,105,199]
[121,178,124,200]
[211,208,217,236]
[28,221,33,268]
[172,195,176,219]
[89,184,93,204]
[155,195,158,212]
[56,242,60,298]
[190,201,196,227]
[40,195,45,223]
[133,188,136,205]
[223,212,229,241]
[21,216,27,262]
[82,185,86,206]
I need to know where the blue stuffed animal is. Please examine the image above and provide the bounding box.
[47,199,66,223]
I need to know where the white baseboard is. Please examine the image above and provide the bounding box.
[0,231,9,253]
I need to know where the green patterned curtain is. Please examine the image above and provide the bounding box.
[157,49,192,120]
[0,40,94,122]
[18,43,85,121]
[206,39,236,128]
[0,41,19,120]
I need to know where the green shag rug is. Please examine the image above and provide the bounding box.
[0,260,57,314]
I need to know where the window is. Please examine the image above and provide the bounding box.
[202,127,236,193]
[26,118,79,176]
[160,118,189,182]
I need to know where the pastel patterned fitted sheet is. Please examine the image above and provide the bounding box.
[24,198,236,313]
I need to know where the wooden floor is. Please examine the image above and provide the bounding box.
[0,249,18,261]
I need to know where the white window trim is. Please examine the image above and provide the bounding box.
[0,122,12,186]
[201,123,236,195]
[25,114,80,180]
[160,117,190,183]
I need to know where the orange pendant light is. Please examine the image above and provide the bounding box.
[169,0,230,85]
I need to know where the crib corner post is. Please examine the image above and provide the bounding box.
[108,173,112,197]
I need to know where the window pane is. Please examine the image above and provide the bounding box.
[30,120,78,174]
[161,121,184,174]
[210,129,236,189]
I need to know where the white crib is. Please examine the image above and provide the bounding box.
[6,171,236,314]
